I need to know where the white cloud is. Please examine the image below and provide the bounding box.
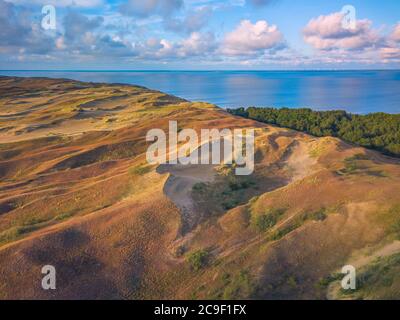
[390,23,400,42]
[221,20,285,56]
[303,12,400,65]
[303,12,380,51]
[0,0,55,54]
[137,32,216,59]
[5,0,103,7]
[179,31,216,56]
[380,23,400,61]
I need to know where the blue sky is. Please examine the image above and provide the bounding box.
[0,0,399,69]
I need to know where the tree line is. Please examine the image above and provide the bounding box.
[228,107,400,157]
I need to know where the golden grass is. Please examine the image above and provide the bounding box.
[0,76,400,300]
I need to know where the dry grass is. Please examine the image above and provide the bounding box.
[0,76,400,300]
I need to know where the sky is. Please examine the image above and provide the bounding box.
[0,0,399,70]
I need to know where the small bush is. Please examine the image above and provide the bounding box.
[268,223,300,241]
[228,177,255,191]
[253,208,286,232]
[55,213,74,221]
[338,154,369,175]
[0,225,39,245]
[317,273,343,288]
[187,249,209,271]
[129,165,151,176]
[306,209,327,221]
[254,214,277,232]
[192,182,207,193]
[222,270,255,299]
[222,199,240,210]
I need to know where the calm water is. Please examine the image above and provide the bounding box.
[1,70,399,114]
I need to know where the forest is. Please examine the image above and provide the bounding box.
[228,107,400,157]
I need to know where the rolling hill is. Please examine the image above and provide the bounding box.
[0,76,400,299]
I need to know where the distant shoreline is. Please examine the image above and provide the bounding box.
[1,75,399,158]
[1,69,400,72]
[0,73,400,115]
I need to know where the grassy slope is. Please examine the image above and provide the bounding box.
[0,76,400,299]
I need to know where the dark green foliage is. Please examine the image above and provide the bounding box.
[192,182,207,192]
[222,199,240,210]
[187,249,209,271]
[317,273,343,288]
[253,208,286,232]
[222,270,255,299]
[228,107,400,157]
[254,214,277,232]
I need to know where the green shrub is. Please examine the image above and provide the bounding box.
[129,165,151,176]
[253,208,286,232]
[305,209,327,221]
[192,182,207,193]
[254,214,277,232]
[268,223,300,241]
[222,270,255,300]
[222,199,240,210]
[317,273,343,288]
[0,225,39,246]
[187,249,209,271]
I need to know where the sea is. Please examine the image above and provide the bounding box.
[1,70,399,114]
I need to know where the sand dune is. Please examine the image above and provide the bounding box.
[0,76,400,300]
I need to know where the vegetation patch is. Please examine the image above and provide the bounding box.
[338,253,400,299]
[54,212,74,221]
[336,154,387,177]
[222,270,256,300]
[187,249,210,271]
[302,208,328,221]
[192,182,207,193]
[337,154,367,175]
[129,164,152,176]
[268,223,301,241]
[267,207,332,241]
[0,225,41,246]
[317,272,343,288]
[376,204,400,239]
[252,208,286,233]
[192,168,258,213]
[228,107,400,157]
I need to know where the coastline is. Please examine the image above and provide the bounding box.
[1,75,399,158]
[1,70,399,114]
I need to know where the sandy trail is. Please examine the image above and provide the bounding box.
[157,139,230,234]
[158,163,216,234]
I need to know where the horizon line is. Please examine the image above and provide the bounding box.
[1,69,400,72]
